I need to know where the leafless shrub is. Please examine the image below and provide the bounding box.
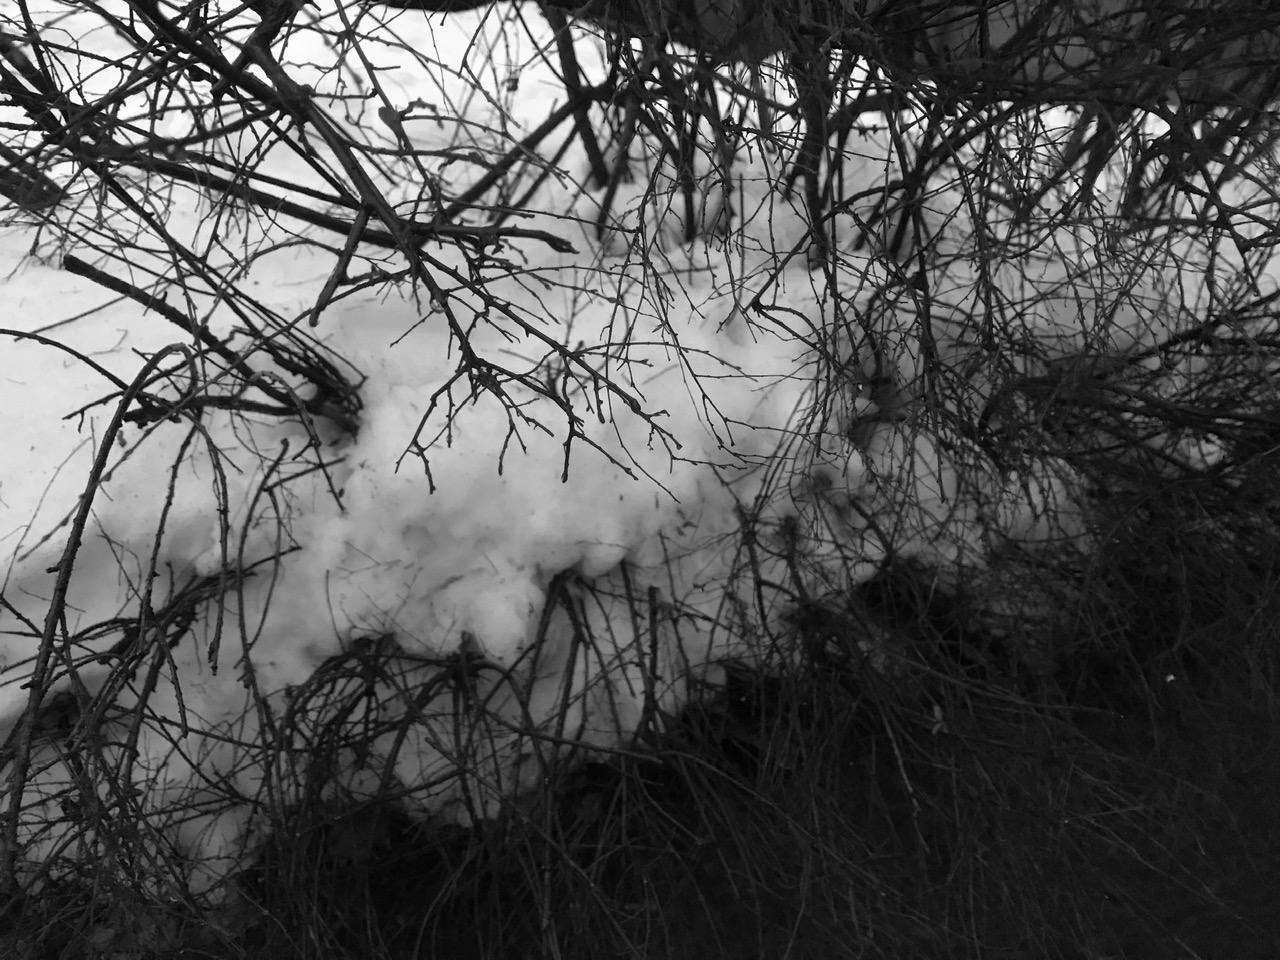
[3,1,1280,954]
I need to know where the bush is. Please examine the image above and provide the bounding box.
[4,1,1280,957]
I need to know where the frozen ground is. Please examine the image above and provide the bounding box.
[1,1,1275,897]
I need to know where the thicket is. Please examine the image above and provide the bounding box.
[2,0,1280,957]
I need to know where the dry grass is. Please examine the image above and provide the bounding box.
[8,464,1278,960]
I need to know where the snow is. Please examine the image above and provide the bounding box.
[1,0,1276,898]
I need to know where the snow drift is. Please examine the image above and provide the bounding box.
[1,2,1275,900]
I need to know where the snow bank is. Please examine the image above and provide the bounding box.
[2,0,1274,898]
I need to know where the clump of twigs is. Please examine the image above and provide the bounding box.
[5,2,1280,958]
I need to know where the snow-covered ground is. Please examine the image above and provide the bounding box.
[1,0,1276,898]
